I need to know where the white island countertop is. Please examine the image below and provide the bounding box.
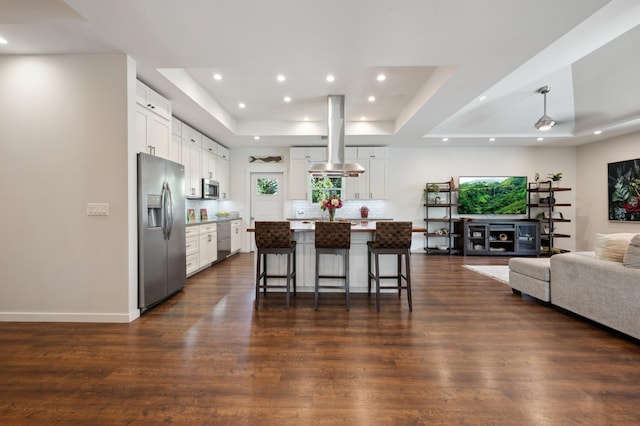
[248,221,426,233]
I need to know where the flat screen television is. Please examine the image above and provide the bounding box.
[458,176,527,215]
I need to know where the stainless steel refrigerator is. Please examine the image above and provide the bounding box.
[137,153,186,313]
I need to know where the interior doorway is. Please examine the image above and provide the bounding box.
[249,172,284,252]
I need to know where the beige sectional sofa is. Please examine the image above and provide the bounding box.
[551,252,640,340]
[510,233,640,340]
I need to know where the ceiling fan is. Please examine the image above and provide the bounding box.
[535,86,557,131]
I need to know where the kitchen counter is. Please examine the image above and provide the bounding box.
[249,220,425,233]
[287,217,392,222]
[186,216,239,226]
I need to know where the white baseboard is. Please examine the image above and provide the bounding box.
[0,310,140,323]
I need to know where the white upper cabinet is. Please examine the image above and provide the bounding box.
[136,80,171,121]
[290,147,326,161]
[217,145,230,161]
[170,116,232,199]
[135,81,172,159]
[289,147,327,199]
[344,147,387,200]
[180,123,202,198]
[201,136,218,180]
[217,151,230,199]
[136,103,170,159]
[171,117,182,136]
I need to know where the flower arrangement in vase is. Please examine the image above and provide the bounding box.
[320,195,342,221]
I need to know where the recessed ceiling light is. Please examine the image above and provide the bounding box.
[213,73,222,81]
[238,102,246,109]
[277,74,286,82]
[478,95,487,101]
[254,136,260,140]
[377,74,386,82]
[593,130,603,135]
[284,96,291,103]
[489,138,495,142]
[537,137,544,141]
[368,96,376,102]
[360,116,367,121]
[0,36,8,44]
[442,138,449,142]
[326,74,335,82]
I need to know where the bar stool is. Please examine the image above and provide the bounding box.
[254,221,297,309]
[367,221,413,312]
[314,221,351,310]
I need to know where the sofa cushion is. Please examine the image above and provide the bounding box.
[594,233,637,262]
[623,234,640,268]
[508,257,551,281]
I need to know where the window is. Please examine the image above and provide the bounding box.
[311,177,343,203]
[256,177,279,195]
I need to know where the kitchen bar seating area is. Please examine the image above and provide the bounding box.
[367,221,413,312]
[251,220,422,310]
[314,221,352,311]
[254,221,297,310]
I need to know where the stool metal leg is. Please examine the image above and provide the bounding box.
[255,252,262,310]
[292,249,297,296]
[367,248,373,297]
[314,250,320,310]
[405,250,412,312]
[375,252,381,312]
[397,253,402,298]
[345,251,350,311]
[285,253,291,309]
[263,254,268,295]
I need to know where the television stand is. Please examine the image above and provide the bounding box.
[463,219,540,256]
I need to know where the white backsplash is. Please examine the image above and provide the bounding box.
[291,199,386,219]
[185,199,239,221]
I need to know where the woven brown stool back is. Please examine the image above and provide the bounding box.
[315,221,351,249]
[254,221,296,309]
[370,221,412,249]
[255,221,294,249]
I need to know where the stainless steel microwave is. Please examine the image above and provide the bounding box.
[202,179,219,199]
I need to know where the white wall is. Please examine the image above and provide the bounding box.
[228,144,578,252]
[0,54,137,322]
[576,131,640,250]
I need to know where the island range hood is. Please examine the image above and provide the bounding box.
[308,95,365,177]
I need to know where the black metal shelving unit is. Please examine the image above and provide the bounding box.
[527,181,572,256]
[424,181,463,255]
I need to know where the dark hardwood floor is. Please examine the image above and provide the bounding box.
[2,253,639,425]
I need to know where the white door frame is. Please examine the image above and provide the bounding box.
[245,164,288,252]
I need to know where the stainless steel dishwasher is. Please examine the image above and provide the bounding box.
[216,221,231,262]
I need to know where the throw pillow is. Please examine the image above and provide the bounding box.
[623,234,640,268]
[594,233,638,262]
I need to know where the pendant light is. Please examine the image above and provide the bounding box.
[535,86,556,131]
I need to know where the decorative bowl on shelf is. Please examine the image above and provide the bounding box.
[437,244,449,251]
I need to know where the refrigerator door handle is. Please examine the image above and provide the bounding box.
[160,183,168,240]
[164,181,174,240]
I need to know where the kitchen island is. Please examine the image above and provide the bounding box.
[249,221,425,293]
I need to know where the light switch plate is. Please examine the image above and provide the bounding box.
[87,203,109,216]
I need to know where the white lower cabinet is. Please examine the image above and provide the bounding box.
[186,226,199,276]
[198,223,217,268]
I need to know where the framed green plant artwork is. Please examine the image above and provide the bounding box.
[608,158,640,221]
